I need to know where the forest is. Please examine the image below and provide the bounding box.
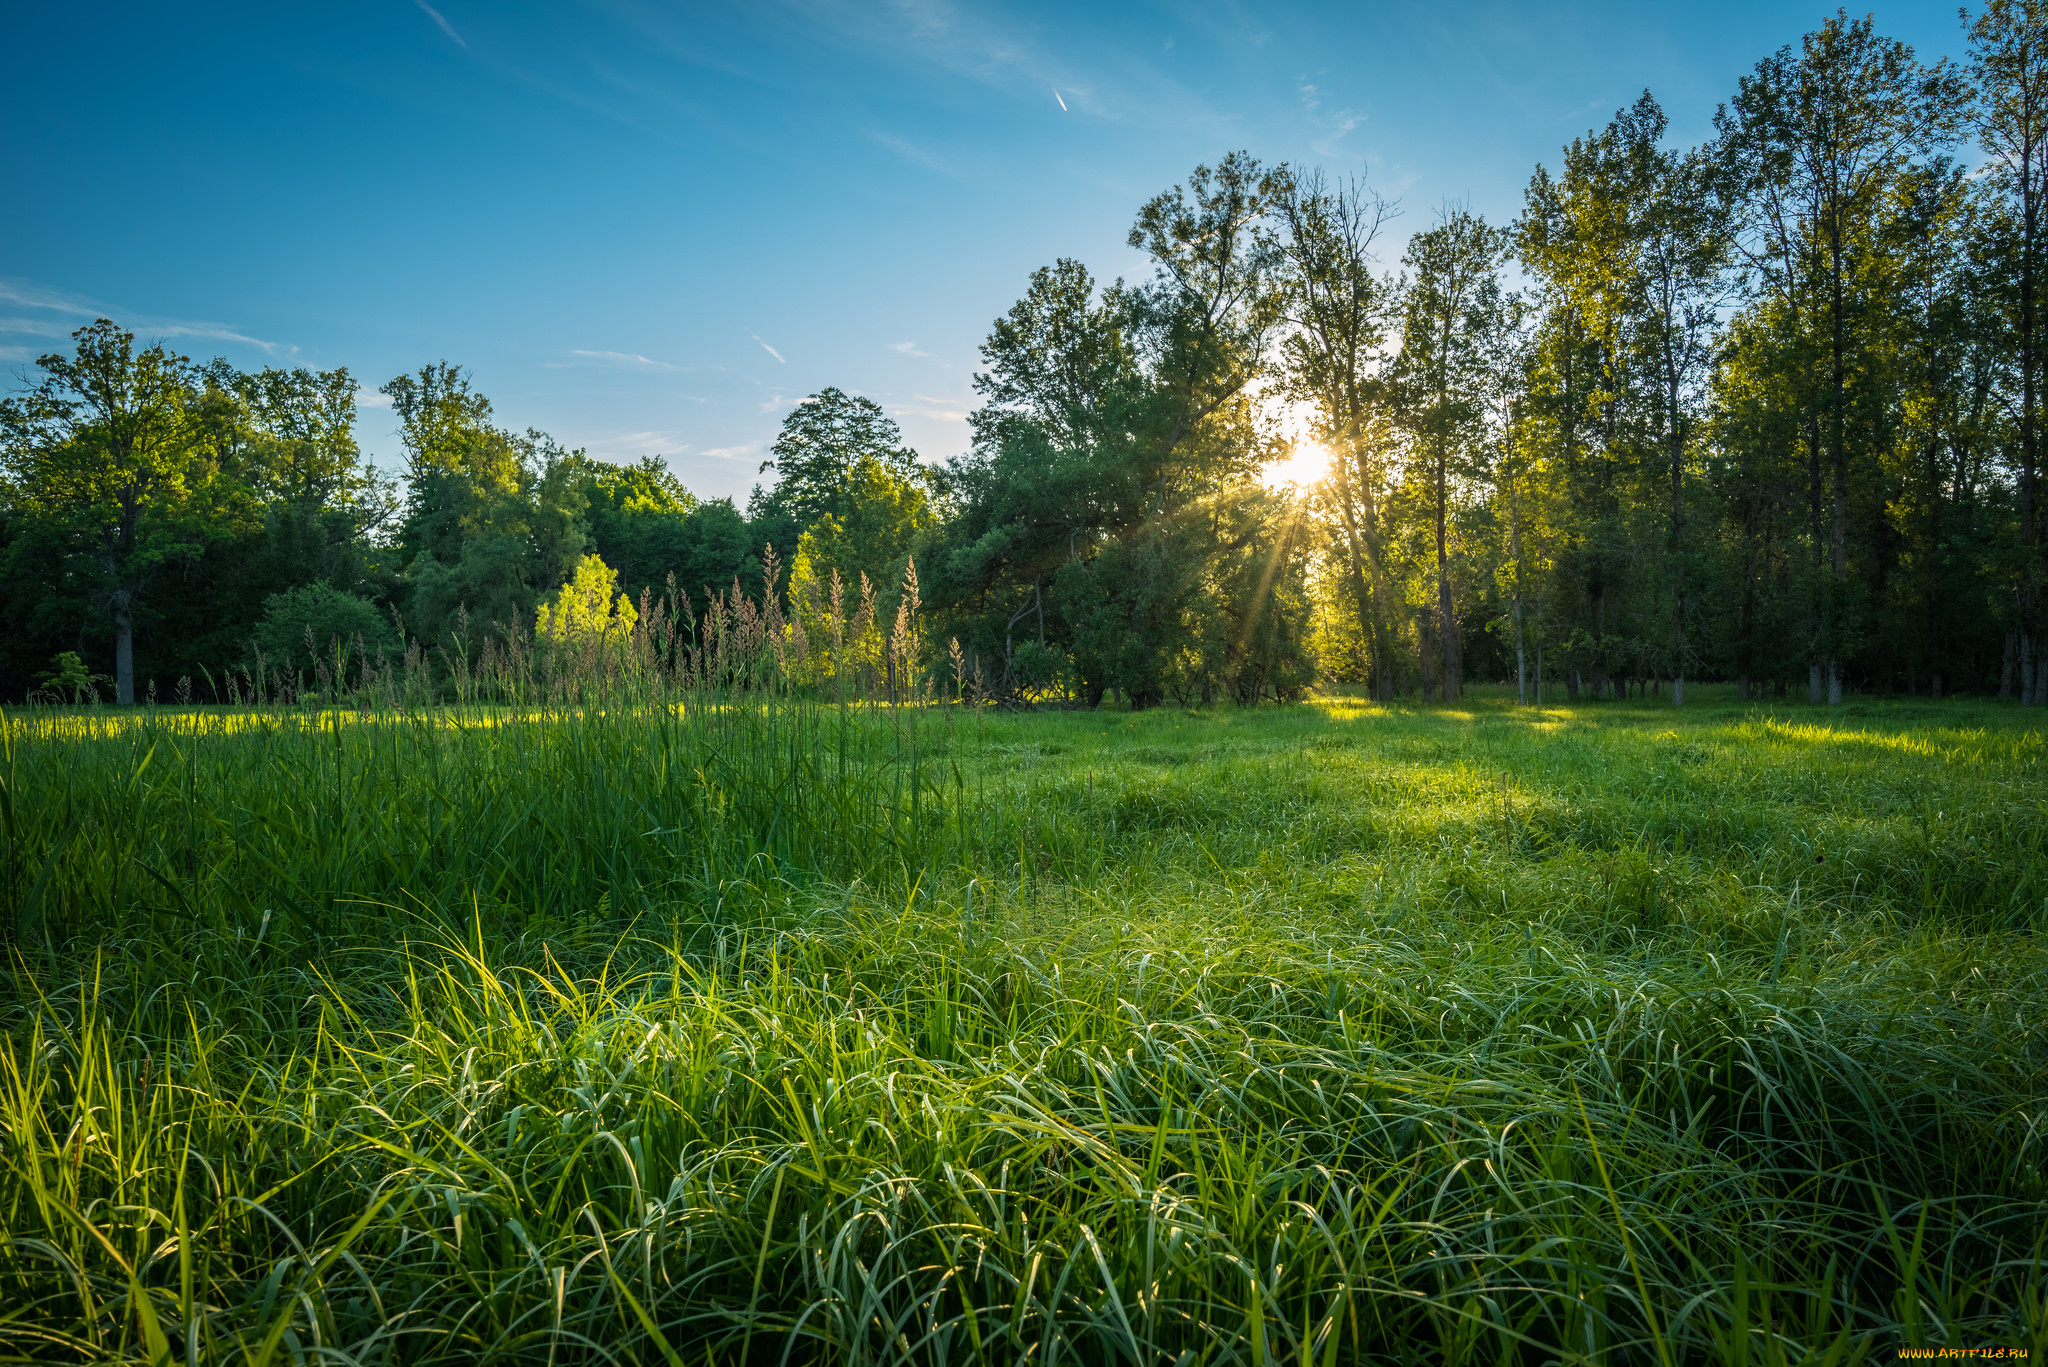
[10,10,2048,712]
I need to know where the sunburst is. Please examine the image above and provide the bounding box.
[1260,440,1332,491]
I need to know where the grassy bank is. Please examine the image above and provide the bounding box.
[2,688,2044,1363]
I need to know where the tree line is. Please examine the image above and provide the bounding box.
[7,5,2048,709]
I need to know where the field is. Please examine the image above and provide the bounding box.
[1,686,2044,1364]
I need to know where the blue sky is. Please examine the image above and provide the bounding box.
[2,1,1967,501]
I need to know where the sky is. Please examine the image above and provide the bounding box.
[1,0,1972,502]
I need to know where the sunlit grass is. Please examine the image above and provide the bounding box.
[2,685,2043,1362]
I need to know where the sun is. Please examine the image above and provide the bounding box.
[1260,440,1333,491]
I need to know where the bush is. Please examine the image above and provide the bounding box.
[251,584,397,677]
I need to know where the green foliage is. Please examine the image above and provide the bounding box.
[789,453,936,627]
[0,320,257,703]
[535,552,639,643]
[32,650,99,703]
[251,583,398,677]
[754,386,928,528]
[934,156,1314,707]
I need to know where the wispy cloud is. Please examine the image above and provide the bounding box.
[545,349,688,372]
[698,443,762,463]
[0,279,93,312]
[888,393,970,423]
[1300,78,1366,160]
[415,0,467,48]
[868,130,956,176]
[889,341,931,357]
[586,429,690,460]
[753,336,785,364]
[353,388,392,408]
[786,0,1182,127]
[0,315,79,339]
[0,274,297,356]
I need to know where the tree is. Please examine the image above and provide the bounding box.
[935,154,1299,708]
[1062,151,1293,707]
[932,259,1147,697]
[1275,171,1405,699]
[381,363,586,650]
[1968,0,2048,701]
[754,388,926,530]
[1715,14,1967,702]
[1523,94,1729,705]
[1392,208,1511,702]
[0,320,251,703]
[789,454,936,628]
[252,583,399,680]
[537,553,639,644]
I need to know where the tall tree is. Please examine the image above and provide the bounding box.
[1393,208,1511,702]
[0,321,249,703]
[381,363,585,648]
[1968,0,2048,701]
[753,389,926,529]
[1715,14,1966,702]
[936,153,1301,707]
[1275,172,1404,699]
[931,260,1146,697]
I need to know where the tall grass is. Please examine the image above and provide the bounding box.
[1,674,2043,1362]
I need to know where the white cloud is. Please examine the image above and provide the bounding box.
[586,429,690,460]
[889,340,931,357]
[353,388,392,408]
[753,336,786,364]
[0,274,297,356]
[547,349,688,372]
[416,0,467,48]
[888,393,971,423]
[0,278,95,313]
[0,315,77,339]
[698,444,762,462]
[1300,77,1367,160]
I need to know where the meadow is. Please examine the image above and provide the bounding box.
[1,683,2043,1364]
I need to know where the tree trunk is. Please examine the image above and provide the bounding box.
[1420,615,1439,703]
[1669,367,1686,707]
[113,589,135,706]
[1435,449,1458,704]
[2002,631,2016,698]
[2022,105,2041,709]
[1829,207,1850,709]
[1591,581,1609,701]
[1515,604,1526,706]
[1809,663,1823,706]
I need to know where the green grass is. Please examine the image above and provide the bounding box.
[2,686,2044,1363]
